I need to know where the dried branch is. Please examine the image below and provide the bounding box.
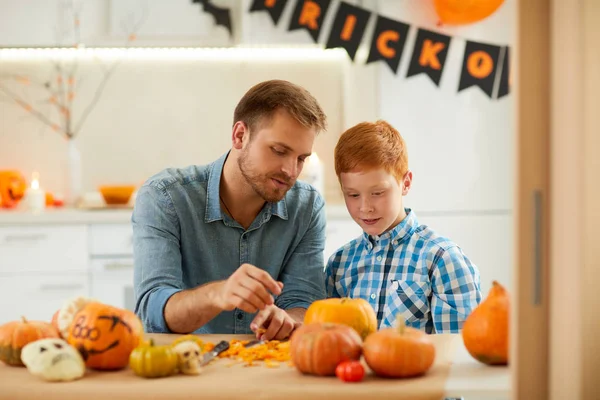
[0,84,69,140]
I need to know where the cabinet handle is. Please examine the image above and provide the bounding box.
[532,190,543,305]
[39,283,84,291]
[4,234,48,243]
[104,262,134,270]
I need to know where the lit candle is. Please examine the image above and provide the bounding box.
[27,171,46,213]
[300,152,325,195]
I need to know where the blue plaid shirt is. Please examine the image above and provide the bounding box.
[325,209,481,333]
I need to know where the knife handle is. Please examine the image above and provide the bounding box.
[212,340,230,355]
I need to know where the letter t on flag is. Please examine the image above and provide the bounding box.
[288,0,332,43]
[366,15,410,74]
[249,0,289,25]
[406,29,452,87]
[325,2,371,61]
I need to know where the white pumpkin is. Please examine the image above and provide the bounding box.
[21,338,85,382]
[172,341,202,375]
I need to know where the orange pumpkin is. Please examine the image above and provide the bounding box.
[434,0,505,26]
[290,323,362,376]
[304,298,377,340]
[462,280,509,365]
[66,302,143,370]
[363,319,435,378]
[0,317,60,366]
[0,170,27,209]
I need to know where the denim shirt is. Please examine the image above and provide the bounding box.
[132,152,327,334]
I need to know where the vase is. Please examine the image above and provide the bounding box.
[66,140,83,206]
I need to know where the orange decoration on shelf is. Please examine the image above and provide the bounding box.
[462,280,509,365]
[434,0,505,26]
[0,170,27,209]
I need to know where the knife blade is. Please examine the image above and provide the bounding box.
[200,340,230,366]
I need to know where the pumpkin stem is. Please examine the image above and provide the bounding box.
[395,314,406,334]
[148,338,154,347]
[21,316,28,324]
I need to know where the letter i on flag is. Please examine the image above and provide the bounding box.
[458,41,502,98]
[288,0,332,43]
[406,29,452,87]
[325,2,371,61]
[249,0,289,25]
[366,15,410,74]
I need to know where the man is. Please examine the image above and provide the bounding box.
[133,80,328,341]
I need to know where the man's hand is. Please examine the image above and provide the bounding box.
[215,263,283,313]
[250,305,302,341]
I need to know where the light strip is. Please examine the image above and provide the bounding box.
[0,47,347,61]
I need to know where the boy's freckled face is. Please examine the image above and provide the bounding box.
[340,168,406,236]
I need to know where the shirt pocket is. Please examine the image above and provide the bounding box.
[383,279,430,327]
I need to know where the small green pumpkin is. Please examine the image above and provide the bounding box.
[129,339,178,378]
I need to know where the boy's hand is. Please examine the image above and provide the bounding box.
[250,305,301,341]
[215,263,283,313]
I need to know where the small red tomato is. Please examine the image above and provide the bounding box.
[335,360,365,382]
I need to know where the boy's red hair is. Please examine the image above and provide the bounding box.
[334,120,409,182]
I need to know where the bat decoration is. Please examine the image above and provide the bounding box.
[192,0,233,37]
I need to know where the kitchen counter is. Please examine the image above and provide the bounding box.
[0,333,510,400]
[0,204,353,225]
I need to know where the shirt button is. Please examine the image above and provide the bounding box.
[376,255,382,261]
[237,312,243,320]
[370,293,376,300]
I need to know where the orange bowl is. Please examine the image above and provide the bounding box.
[98,185,135,205]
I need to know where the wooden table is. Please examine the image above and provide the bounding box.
[0,334,510,400]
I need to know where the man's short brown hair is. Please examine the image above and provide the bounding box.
[233,80,327,134]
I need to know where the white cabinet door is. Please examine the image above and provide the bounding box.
[0,225,88,273]
[0,274,88,324]
[90,258,135,311]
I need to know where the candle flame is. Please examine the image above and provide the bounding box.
[31,171,40,190]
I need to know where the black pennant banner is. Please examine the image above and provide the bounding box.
[288,0,332,43]
[458,41,501,98]
[406,29,452,87]
[192,0,512,99]
[249,0,289,26]
[366,15,410,75]
[325,2,371,61]
[193,0,232,37]
[497,46,510,99]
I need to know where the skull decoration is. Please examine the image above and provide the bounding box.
[172,341,202,375]
[21,338,85,382]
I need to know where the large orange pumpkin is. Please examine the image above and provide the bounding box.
[66,302,143,370]
[434,0,505,26]
[462,280,509,365]
[304,298,377,340]
[290,322,362,376]
[363,319,435,378]
[0,317,60,366]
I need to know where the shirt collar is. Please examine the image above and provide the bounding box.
[204,151,288,223]
[362,208,418,247]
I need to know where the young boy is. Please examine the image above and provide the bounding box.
[325,120,481,334]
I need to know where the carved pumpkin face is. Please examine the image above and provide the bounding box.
[0,171,27,208]
[66,302,143,370]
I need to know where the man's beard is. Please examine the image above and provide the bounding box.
[237,149,293,203]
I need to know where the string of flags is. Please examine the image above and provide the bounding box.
[192,0,511,99]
